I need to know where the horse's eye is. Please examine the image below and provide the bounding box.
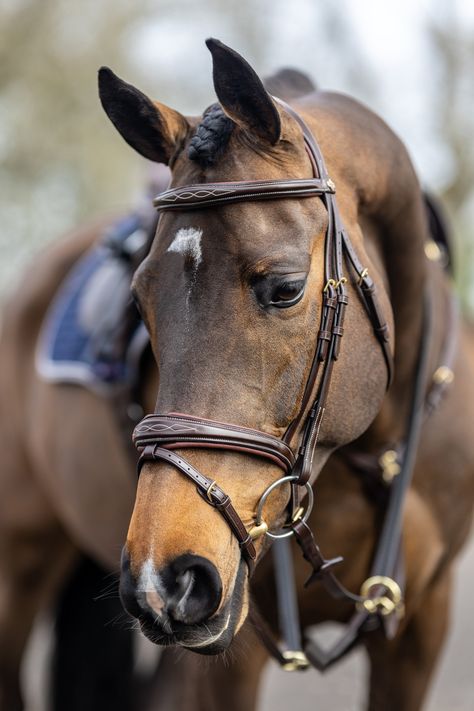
[252,273,307,310]
[270,279,306,308]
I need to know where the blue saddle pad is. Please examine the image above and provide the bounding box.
[36,214,150,395]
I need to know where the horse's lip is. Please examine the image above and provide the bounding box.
[177,613,231,649]
[138,612,231,650]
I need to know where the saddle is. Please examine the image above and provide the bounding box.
[36,208,156,396]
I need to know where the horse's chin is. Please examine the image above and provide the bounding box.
[139,558,249,655]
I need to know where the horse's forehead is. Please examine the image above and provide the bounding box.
[166,227,203,266]
[157,195,325,263]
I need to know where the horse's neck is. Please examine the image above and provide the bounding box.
[361,154,429,446]
[306,96,429,443]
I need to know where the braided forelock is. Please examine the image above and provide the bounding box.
[188,104,234,167]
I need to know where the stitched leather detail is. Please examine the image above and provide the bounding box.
[138,446,256,563]
[153,178,333,212]
[133,414,295,472]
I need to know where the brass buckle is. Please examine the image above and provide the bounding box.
[282,650,310,672]
[358,267,369,285]
[424,240,442,262]
[206,480,217,503]
[358,576,405,619]
[379,449,401,484]
[432,365,454,385]
[323,278,336,292]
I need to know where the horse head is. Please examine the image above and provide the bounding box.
[98,39,392,653]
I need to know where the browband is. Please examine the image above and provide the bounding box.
[153,178,335,212]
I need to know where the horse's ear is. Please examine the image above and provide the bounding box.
[98,67,189,164]
[205,38,281,145]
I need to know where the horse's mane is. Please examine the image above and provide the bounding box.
[188,67,316,168]
[188,103,234,167]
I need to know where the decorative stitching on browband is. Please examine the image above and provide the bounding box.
[156,187,236,203]
[134,422,200,435]
[153,178,334,211]
[135,414,290,445]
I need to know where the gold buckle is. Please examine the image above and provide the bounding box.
[282,650,310,671]
[432,365,454,385]
[358,576,405,619]
[323,278,336,292]
[206,480,217,502]
[424,240,442,262]
[358,267,369,285]
[379,449,401,484]
[335,276,347,289]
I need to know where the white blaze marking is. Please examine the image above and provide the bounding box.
[167,227,203,267]
[138,558,165,616]
[167,227,203,307]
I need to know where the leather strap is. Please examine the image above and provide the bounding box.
[137,445,256,564]
[342,231,394,386]
[133,414,295,473]
[371,288,432,578]
[254,286,434,671]
[153,178,334,212]
[291,520,363,603]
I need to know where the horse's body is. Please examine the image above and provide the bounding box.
[1,40,474,711]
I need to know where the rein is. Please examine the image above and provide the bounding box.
[131,100,444,671]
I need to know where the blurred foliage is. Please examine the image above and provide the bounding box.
[0,0,473,314]
[0,0,154,289]
[428,7,474,310]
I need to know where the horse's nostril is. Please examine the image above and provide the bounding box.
[162,554,222,625]
[121,551,223,628]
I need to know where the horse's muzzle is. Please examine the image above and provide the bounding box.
[119,548,223,640]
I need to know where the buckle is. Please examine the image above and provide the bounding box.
[282,650,310,672]
[205,480,217,503]
[358,267,369,285]
[358,576,405,619]
[379,450,401,484]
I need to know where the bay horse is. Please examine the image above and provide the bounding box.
[0,38,473,711]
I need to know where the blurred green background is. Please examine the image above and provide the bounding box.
[1,0,473,309]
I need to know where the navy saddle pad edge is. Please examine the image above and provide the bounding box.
[36,216,150,395]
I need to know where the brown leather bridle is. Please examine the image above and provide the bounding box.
[132,99,393,567]
[129,98,457,672]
